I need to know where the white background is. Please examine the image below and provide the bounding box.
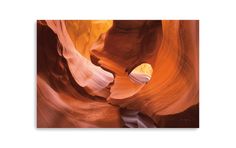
[0,0,236,147]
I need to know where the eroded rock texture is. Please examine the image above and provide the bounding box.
[37,20,199,128]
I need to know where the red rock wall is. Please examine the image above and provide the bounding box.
[37,20,199,128]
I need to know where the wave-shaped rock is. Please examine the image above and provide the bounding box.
[37,20,199,128]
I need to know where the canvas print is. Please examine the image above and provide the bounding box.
[37,20,199,128]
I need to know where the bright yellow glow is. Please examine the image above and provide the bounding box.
[131,63,153,78]
[65,20,113,59]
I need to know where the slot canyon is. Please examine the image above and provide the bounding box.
[37,20,199,128]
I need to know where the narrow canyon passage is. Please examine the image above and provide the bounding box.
[37,20,199,128]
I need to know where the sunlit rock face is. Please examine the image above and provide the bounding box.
[65,20,113,59]
[129,63,153,84]
[37,20,199,128]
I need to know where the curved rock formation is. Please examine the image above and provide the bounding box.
[37,20,199,128]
